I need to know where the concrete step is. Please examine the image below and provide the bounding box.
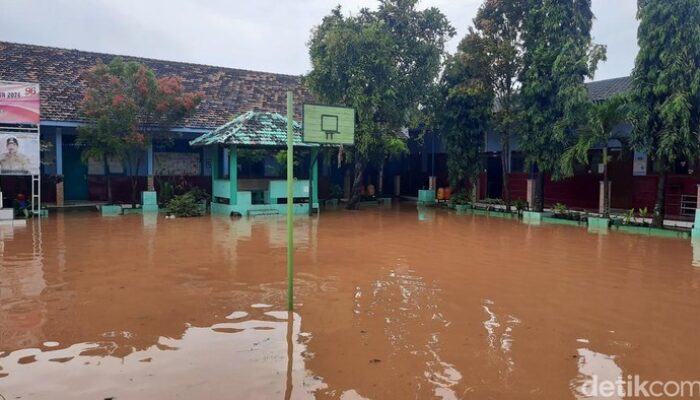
[0,208,14,221]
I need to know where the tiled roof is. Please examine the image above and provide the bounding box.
[189,111,315,147]
[586,76,632,102]
[0,41,310,129]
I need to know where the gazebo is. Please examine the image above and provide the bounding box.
[190,111,319,216]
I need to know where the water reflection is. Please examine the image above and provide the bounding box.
[318,263,463,399]
[1,207,699,398]
[417,206,436,221]
[691,238,700,267]
[0,306,323,399]
[570,347,624,400]
[482,299,520,375]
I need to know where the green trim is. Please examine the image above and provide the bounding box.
[101,204,123,216]
[522,211,542,222]
[454,204,470,213]
[612,224,690,239]
[587,216,610,229]
[542,215,586,226]
[486,210,519,219]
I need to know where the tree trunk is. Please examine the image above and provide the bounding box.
[534,172,545,212]
[129,154,142,209]
[345,157,365,210]
[378,162,384,196]
[501,141,511,212]
[130,176,138,208]
[652,162,667,227]
[104,158,113,204]
[602,147,610,218]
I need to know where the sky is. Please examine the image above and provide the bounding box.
[1,0,638,81]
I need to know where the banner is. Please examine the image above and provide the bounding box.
[0,132,40,175]
[155,152,201,176]
[633,151,647,176]
[0,82,40,124]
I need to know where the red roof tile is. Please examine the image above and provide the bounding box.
[0,41,311,129]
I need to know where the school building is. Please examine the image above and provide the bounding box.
[1,41,698,219]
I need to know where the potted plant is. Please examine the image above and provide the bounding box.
[450,191,472,213]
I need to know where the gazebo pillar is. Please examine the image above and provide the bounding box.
[211,145,219,192]
[310,147,319,208]
[229,145,238,206]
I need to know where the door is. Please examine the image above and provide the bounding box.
[62,137,88,201]
[486,154,503,199]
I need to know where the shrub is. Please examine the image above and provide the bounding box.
[166,192,204,217]
[449,190,472,206]
[159,181,175,206]
[553,202,568,215]
[329,184,343,199]
[188,186,210,203]
[514,198,528,213]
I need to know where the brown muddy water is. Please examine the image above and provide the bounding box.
[1,205,699,399]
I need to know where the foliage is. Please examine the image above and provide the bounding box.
[621,207,652,227]
[472,0,526,209]
[238,149,268,164]
[307,0,454,209]
[561,94,630,217]
[629,0,700,226]
[518,0,606,211]
[436,32,493,187]
[638,206,650,221]
[561,95,630,176]
[78,57,202,204]
[158,181,175,205]
[329,184,343,200]
[166,192,204,217]
[553,202,568,215]
[449,190,472,206]
[188,186,210,203]
[551,202,587,221]
[513,198,528,213]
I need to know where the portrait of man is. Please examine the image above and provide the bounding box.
[0,136,32,174]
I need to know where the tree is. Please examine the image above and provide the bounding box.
[436,33,494,193]
[629,0,700,227]
[470,0,525,211]
[518,0,606,211]
[561,95,629,217]
[307,1,454,209]
[79,58,202,205]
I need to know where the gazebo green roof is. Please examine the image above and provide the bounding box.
[189,111,315,147]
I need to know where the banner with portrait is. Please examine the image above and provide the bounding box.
[0,132,40,175]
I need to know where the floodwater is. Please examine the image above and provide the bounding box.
[1,205,699,399]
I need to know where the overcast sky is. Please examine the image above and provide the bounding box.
[1,0,638,81]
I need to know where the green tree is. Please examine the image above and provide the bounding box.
[79,58,202,205]
[519,0,606,211]
[562,95,629,217]
[436,33,493,192]
[472,0,525,210]
[307,1,454,209]
[629,0,700,226]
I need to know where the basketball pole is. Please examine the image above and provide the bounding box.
[286,91,294,311]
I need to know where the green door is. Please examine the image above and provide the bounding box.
[63,138,88,201]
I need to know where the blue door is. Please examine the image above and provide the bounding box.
[62,137,88,201]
